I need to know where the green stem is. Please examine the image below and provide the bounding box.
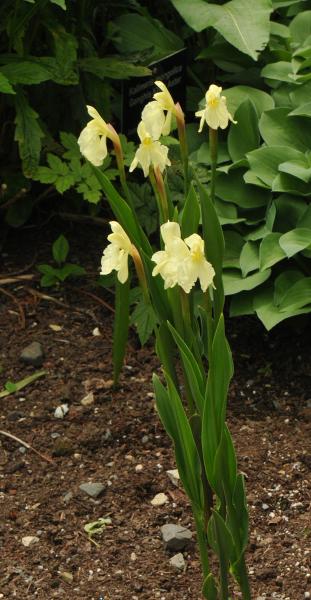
[176,109,189,195]
[149,169,166,224]
[193,510,210,580]
[209,127,218,205]
[237,557,252,600]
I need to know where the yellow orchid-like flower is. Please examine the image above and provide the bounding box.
[195,84,236,131]
[129,121,171,178]
[100,221,133,284]
[78,106,117,166]
[152,222,215,293]
[184,234,215,293]
[141,101,166,140]
[153,80,178,135]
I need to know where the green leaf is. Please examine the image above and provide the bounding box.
[246,146,303,186]
[153,374,203,510]
[0,61,52,85]
[278,158,311,182]
[279,277,311,311]
[259,108,311,152]
[56,264,85,281]
[0,72,15,94]
[52,235,69,264]
[0,371,46,398]
[279,228,311,257]
[202,574,218,600]
[113,13,183,60]
[50,0,66,8]
[79,57,151,80]
[207,509,235,562]
[216,169,271,208]
[181,183,200,238]
[272,172,310,196]
[47,153,68,175]
[259,233,286,270]
[5,381,17,393]
[34,166,58,184]
[130,299,156,345]
[49,29,78,85]
[274,270,304,305]
[229,291,255,316]
[254,287,311,329]
[198,182,225,320]
[223,268,271,295]
[202,317,233,490]
[55,173,75,194]
[261,61,297,83]
[240,241,260,277]
[289,102,311,117]
[167,322,205,415]
[170,0,272,60]
[224,85,274,117]
[224,231,244,269]
[214,199,246,225]
[14,90,44,177]
[113,278,130,385]
[289,10,311,45]
[228,99,260,161]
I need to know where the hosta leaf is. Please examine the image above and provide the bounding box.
[223,268,271,295]
[289,102,311,117]
[274,270,305,305]
[113,13,183,59]
[278,158,311,182]
[259,108,311,152]
[272,172,310,196]
[279,277,311,311]
[228,99,260,162]
[259,233,286,270]
[216,169,271,208]
[240,241,260,277]
[289,10,311,45]
[279,228,311,257]
[247,146,303,186]
[170,0,272,60]
[224,85,274,117]
[254,287,311,329]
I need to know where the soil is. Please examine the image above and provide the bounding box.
[0,221,310,600]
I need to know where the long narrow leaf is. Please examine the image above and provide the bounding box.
[153,374,204,510]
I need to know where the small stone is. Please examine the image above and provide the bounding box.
[151,493,168,507]
[130,552,137,561]
[169,553,185,571]
[161,524,192,551]
[262,503,269,511]
[304,593,310,599]
[20,342,44,367]
[49,324,62,332]
[142,435,149,444]
[166,469,180,487]
[18,446,27,454]
[52,437,74,457]
[80,392,94,406]
[63,492,73,504]
[54,404,69,419]
[22,536,39,547]
[59,571,73,584]
[79,482,105,498]
[92,327,101,336]
[135,464,143,473]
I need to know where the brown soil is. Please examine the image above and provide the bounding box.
[0,222,310,600]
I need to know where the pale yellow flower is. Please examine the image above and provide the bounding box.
[153,80,178,135]
[100,221,132,284]
[184,234,215,293]
[152,222,215,293]
[141,101,166,140]
[129,121,171,178]
[152,222,189,289]
[78,106,116,166]
[195,84,236,131]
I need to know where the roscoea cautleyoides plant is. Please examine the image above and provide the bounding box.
[78,82,251,600]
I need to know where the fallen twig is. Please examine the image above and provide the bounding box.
[0,274,36,285]
[0,430,54,463]
[0,286,26,328]
[0,370,47,398]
